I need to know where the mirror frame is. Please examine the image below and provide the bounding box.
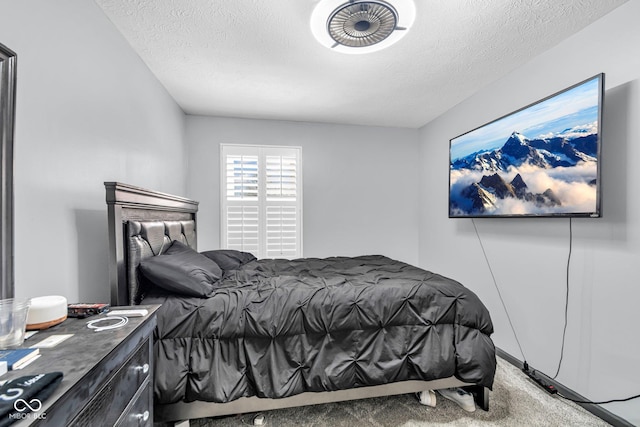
[0,43,16,299]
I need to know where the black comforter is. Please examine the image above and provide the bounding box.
[143,255,496,405]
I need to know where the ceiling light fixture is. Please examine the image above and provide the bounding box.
[311,0,415,54]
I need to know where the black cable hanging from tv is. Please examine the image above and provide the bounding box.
[552,217,572,379]
[472,218,527,362]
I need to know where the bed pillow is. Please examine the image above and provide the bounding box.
[200,249,257,272]
[139,241,223,297]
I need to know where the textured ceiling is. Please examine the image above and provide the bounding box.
[94,0,627,129]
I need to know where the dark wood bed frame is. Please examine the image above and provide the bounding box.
[105,182,490,425]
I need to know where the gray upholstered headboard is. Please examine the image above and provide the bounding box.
[126,220,197,304]
[105,182,199,306]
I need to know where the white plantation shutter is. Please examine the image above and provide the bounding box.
[221,145,302,259]
[226,205,259,254]
[224,153,260,253]
[265,155,298,258]
[225,154,258,200]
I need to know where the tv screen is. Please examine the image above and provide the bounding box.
[449,73,604,218]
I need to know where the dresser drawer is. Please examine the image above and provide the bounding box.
[116,382,152,427]
[68,338,151,427]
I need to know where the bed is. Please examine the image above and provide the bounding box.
[105,182,496,424]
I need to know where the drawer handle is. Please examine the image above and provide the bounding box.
[135,363,150,375]
[137,410,149,422]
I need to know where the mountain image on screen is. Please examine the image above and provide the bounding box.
[449,128,598,216]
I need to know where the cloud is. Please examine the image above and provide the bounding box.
[537,121,598,140]
[450,162,598,215]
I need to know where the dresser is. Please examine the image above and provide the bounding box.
[2,305,158,426]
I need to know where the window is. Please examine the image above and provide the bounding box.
[220,144,302,259]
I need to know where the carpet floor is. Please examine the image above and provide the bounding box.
[187,357,610,427]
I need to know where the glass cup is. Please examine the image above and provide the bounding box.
[0,298,31,349]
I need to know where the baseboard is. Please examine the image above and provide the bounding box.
[496,347,634,427]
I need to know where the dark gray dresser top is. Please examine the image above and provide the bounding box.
[1,305,159,426]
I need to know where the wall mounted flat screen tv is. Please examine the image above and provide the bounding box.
[449,73,604,218]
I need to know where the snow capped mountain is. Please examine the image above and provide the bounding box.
[449,126,598,216]
[452,172,561,215]
[460,182,498,212]
[451,127,597,173]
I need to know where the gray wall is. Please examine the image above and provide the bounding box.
[2,0,637,423]
[0,0,187,303]
[186,115,421,266]
[418,1,640,423]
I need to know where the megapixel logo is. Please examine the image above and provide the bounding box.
[10,397,46,420]
[0,375,48,421]
[14,398,42,412]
